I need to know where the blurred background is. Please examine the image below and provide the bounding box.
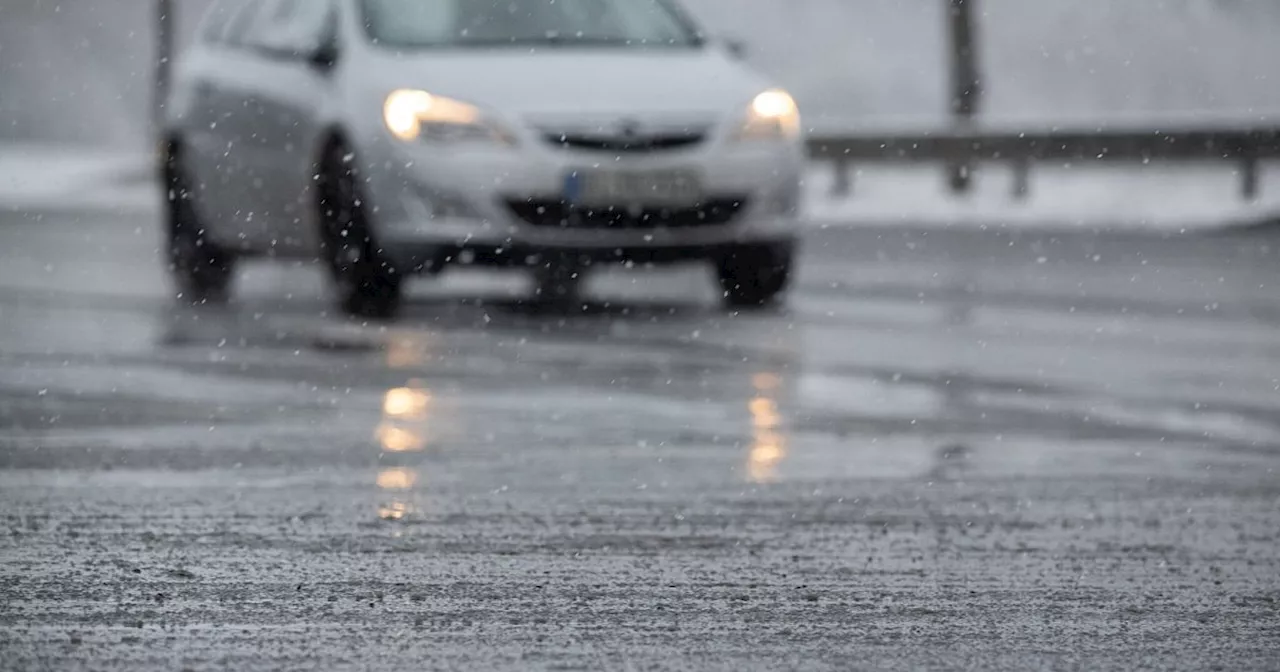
[3,3,1280,667]
[5,0,1280,148]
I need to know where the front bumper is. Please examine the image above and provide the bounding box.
[358,134,803,271]
[380,238,797,276]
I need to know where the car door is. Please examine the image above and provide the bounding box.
[237,0,337,257]
[180,0,280,248]
[180,0,268,250]
[190,0,306,251]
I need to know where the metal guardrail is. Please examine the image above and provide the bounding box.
[807,126,1280,201]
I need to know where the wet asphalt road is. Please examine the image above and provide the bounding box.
[1,205,1279,670]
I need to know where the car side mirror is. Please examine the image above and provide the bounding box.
[723,37,748,60]
[308,41,339,70]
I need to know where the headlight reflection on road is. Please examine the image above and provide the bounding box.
[376,466,418,491]
[376,425,426,453]
[385,334,431,369]
[747,372,788,483]
[374,381,432,521]
[376,382,432,453]
[376,467,419,521]
[378,501,413,522]
[383,386,431,421]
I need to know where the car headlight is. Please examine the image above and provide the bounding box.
[383,89,516,145]
[736,89,801,141]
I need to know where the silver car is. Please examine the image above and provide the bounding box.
[163,0,805,317]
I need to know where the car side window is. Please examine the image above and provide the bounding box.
[222,0,271,48]
[286,0,337,51]
[199,0,249,45]
[244,0,335,57]
[198,0,235,44]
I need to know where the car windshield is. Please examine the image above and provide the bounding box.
[360,0,704,49]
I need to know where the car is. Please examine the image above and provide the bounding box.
[162,0,805,318]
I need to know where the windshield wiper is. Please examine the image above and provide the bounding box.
[376,34,697,51]
[452,35,686,48]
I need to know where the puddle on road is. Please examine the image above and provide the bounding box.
[742,431,1275,484]
[796,373,944,419]
[971,390,1280,446]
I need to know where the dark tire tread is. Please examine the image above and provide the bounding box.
[718,244,793,308]
[165,143,236,303]
[317,142,402,320]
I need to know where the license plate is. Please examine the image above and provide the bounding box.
[565,169,702,206]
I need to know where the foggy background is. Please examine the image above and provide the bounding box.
[3,0,1280,149]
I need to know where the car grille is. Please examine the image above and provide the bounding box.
[507,198,749,230]
[541,132,706,153]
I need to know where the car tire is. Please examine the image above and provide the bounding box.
[318,143,402,320]
[717,243,793,308]
[165,144,236,304]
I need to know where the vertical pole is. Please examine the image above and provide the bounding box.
[832,157,853,198]
[154,0,174,159]
[947,0,981,195]
[1011,156,1030,201]
[1241,154,1259,202]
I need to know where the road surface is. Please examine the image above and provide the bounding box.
[1,204,1278,670]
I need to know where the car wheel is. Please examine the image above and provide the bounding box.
[318,143,402,320]
[165,144,236,303]
[717,243,793,308]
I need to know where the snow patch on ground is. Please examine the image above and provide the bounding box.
[803,162,1280,232]
[0,145,155,213]
[2,144,1278,232]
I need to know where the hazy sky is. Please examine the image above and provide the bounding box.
[3,0,1279,146]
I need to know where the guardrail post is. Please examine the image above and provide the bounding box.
[1011,157,1031,200]
[832,158,854,198]
[947,0,981,196]
[947,160,971,195]
[948,0,981,120]
[154,0,174,163]
[1241,154,1259,201]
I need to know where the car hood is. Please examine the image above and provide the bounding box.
[360,48,772,124]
